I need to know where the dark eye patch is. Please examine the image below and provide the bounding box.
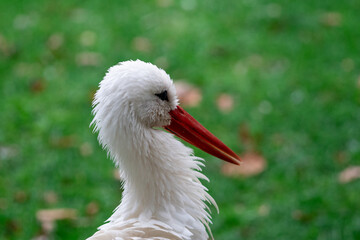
[155,90,169,101]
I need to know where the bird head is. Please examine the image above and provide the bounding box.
[92,60,241,165]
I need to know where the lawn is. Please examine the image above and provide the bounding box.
[1,0,360,239]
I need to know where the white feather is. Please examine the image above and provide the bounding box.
[88,60,218,240]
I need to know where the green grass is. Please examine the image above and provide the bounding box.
[1,0,360,239]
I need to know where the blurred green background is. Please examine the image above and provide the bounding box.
[1,0,360,239]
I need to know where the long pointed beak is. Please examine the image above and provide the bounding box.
[163,106,241,165]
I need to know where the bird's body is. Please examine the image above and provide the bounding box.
[89,60,240,240]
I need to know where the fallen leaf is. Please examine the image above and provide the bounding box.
[334,151,347,164]
[216,94,234,113]
[258,204,270,216]
[320,12,342,27]
[32,235,49,240]
[37,208,77,222]
[75,52,102,66]
[86,202,99,216]
[338,166,360,183]
[36,208,77,234]
[292,209,315,223]
[43,191,58,204]
[0,34,16,57]
[221,152,266,177]
[132,37,152,53]
[291,210,304,221]
[79,142,93,157]
[6,220,21,234]
[47,33,64,50]
[30,79,46,93]
[174,81,202,107]
[14,190,28,203]
[238,124,255,150]
[50,135,77,149]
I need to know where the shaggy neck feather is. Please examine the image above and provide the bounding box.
[103,121,214,238]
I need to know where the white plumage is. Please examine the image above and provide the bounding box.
[88,60,240,240]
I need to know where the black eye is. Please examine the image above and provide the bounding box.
[155,90,169,101]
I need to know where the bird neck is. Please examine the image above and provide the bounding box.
[107,124,216,238]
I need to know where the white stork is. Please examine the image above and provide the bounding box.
[88,60,241,240]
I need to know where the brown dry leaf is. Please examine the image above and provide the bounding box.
[32,235,49,240]
[50,135,77,149]
[216,94,234,113]
[258,204,270,216]
[0,34,16,57]
[75,52,102,66]
[36,208,77,234]
[47,33,64,50]
[14,191,28,203]
[338,166,360,183]
[132,37,152,53]
[86,202,99,216]
[321,12,342,27]
[292,209,314,223]
[6,220,21,234]
[30,79,46,93]
[334,151,347,164]
[239,124,255,150]
[292,209,306,221]
[37,208,77,221]
[174,81,202,107]
[79,142,93,157]
[221,152,266,177]
[43,191,58,204]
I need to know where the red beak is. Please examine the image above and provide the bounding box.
[163,106,241,165]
